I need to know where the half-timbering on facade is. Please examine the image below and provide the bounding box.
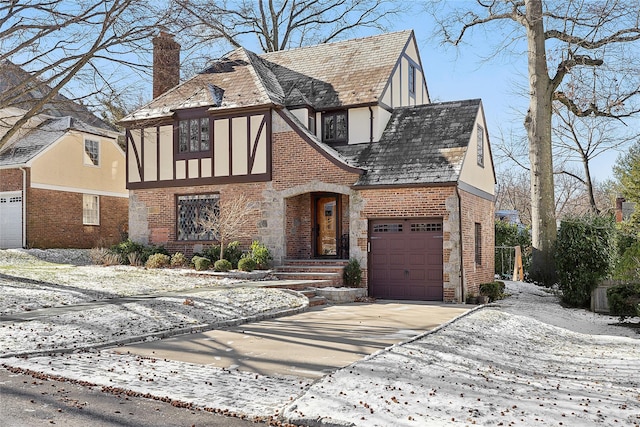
[121,30,496,302]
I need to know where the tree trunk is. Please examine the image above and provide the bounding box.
[524,0,558,285]
[581,156,599,214]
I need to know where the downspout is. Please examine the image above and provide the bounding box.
[368,106,374,143]
[456,186,465,303]
[20,167,27,248]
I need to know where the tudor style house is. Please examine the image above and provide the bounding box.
[0,61,128,249]
[121,30,496,302]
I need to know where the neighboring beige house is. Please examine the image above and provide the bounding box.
[0,62,128,249]
[121,30,496,302]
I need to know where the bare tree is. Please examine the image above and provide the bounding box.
[552,104,637,213]
[197,194,258,260]
[170,0,401,53]
[495,168,532,226]
[0,0,172,150]
[427,0,640,284]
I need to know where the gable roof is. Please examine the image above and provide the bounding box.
[0,60,115,131]
[121,30,414,123]
[333,99,482,187]
[0,116,114,167]
[261,30,413,109]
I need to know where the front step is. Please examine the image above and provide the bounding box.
[275,259,348,287]
[301,289,328,307]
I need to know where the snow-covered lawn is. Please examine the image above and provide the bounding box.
[0,249,245,315]
[1,250,639,426]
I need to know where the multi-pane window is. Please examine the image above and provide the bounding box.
[408,64,416,95]
[84,139,99,166]
[477,124,484,167]
[178,117,210,154]
[322,111,347,143]
[475,222,482,265]
[83,194,99,225]
[177,194,219,241]
[372,223,403,233]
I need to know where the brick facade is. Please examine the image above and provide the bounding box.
[459,188,495,298]
[27,188,127,249]
[128,110,495,302]
[0,168,24,192]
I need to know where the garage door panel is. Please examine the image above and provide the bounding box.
[0,192,23,249]
[370,219,443,301]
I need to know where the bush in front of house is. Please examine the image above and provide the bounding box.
[145,253,170,269]
[107,239,169,265]
[555,215,616,308]
[238,257,257,272]
[343,258,363,287]
[607,283,640,319]
[479,281,506,302]
[202,241,243,268]
[192,256,211,271]
[170,252,189,268]
[249,240,272,269]
[214,259,232,272]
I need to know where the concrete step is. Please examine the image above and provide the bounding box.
[274,271,342,287]
[308,295,328,307]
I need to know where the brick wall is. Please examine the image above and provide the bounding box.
[27,188,128,248]
[0,168,24,192]
[459,189,495,298]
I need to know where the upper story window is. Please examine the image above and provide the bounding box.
[477,124,484,167]
[408,64,416,95]
[84,138,99,166]
[322,110,347,144]
[175,110,210,158]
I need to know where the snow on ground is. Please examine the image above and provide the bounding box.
[1,250,640,426]
[0,249,246,315]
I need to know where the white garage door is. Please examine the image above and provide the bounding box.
[0,191,23,249]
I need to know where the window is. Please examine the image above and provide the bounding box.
[477,124,484,167]
[373,223,403,233]
[322,111,347,143]
[475,222,482,265]
[84,139,99,166]
[411,223,442,232]
[83,194,99,225]
[177,116,210,156]
[177,194,219,241]
[408,64,416,95]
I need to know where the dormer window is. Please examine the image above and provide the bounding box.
[322,111,347,144]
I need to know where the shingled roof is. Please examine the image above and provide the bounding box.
[261,30,413,109]
[121,31,414,122]
[0,116,114,167]
[333,99,482,186]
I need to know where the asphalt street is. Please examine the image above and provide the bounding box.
[0,367,269,427]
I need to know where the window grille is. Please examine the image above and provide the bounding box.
[411,223,442,232]
[83,194,99,225]
[373,223,402,233]
[84,139,99,166]
[177,194,219,241]
[178,117,210,154]
[477,125,484,167]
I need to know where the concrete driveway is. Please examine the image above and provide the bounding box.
[114,301,469,378]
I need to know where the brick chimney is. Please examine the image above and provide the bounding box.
[152,31,180,98]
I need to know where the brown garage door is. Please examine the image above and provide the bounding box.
[369,219,443,300]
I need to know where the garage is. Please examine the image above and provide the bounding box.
[0,191,23,249]
[369,219,443,300]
